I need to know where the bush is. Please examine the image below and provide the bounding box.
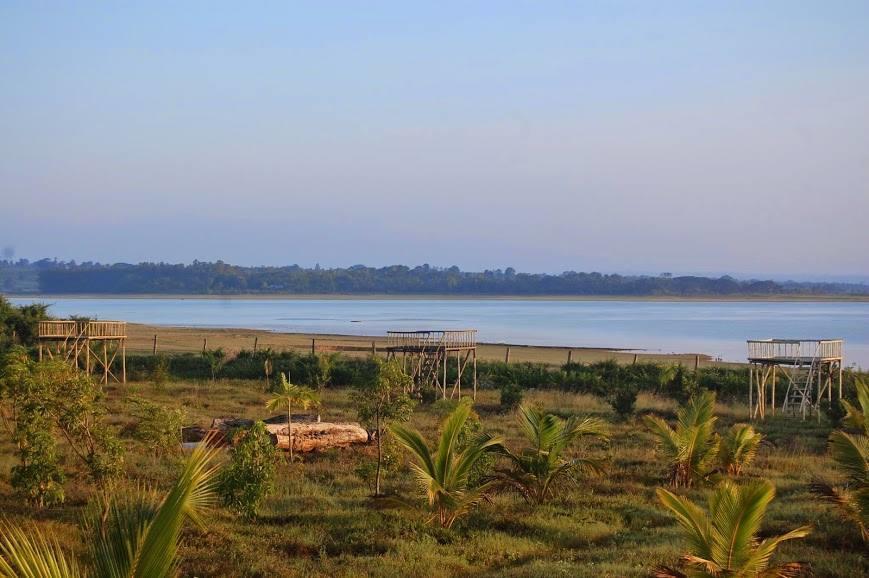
[128,396,185,456]
[499,383,524,413]
[218,421,276,518]
[607,383,639,420]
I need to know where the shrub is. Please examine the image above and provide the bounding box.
[499,383,524,413]
[218,421,276,518]
[607,383,639,420]
[128,396,186,456]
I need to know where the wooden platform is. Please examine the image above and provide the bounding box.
[386,329,477,399]
[38,320,127,383]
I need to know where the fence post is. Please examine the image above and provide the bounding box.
[152,334,158,355]
[311,339,316,355]
[505,346,511,364]
[694,355,700,371]
[632,353,638,365]
[567,350,572,365]
[202,338,207,353]
[254,336,258,352]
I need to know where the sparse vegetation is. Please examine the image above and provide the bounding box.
[0,345,866,576]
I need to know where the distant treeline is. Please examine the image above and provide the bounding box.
[1,259,867,296]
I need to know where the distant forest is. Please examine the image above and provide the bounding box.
[1,259,867,297]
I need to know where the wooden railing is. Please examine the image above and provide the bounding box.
[38,320,127,339]
[387,330,477,350]
[747,339,842,361]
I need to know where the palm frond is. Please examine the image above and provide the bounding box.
[828,430,869,486]
[0,520,83,578]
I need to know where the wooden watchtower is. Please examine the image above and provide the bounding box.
[386,330,477,400]
[38,320,127,384]
[747,338,843,421]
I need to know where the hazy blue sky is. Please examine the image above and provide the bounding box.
[2,2,867,277]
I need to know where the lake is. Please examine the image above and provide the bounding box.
[9,297,869,368]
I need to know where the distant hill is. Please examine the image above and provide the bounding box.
[1,259,867,297]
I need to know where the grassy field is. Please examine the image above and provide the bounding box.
[0,378,863,577]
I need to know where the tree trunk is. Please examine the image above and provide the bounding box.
[374,412,382,496]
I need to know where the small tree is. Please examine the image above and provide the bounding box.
[40,361,124,488]
[0,348,64,506]
[495,405,608,504]
[352,358,414,496]
[719,424,762,477]
[644,390,719,488]
[655,480,811,578]
[128,396,186,457]
[306,353,334,422]
[202,348,226,382]
[218,421,276,518]
[391,399,502,528]
[266,373,319,462]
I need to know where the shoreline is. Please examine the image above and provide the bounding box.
[7,292,869,303]
[125,323,739,368]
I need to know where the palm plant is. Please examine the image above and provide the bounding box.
[644,390,719,487]
[655,480,811,578]
[0,438,220,578]
[719,424,762,477]
[812,378,869,541]
[266,373,319,462]
[390,400,503,528]
[495,405,608,504]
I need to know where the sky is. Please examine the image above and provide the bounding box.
[1,2,868,278]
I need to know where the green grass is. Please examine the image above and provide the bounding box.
[0,381,866,577]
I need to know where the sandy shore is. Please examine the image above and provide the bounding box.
[127,323,738,367]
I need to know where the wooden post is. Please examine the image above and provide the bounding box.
[505,346,511,364]
[771,365,776,416]
[152,334,158,355]
[567,350,572,365]
[749,364,754,420]
[122,340,126,384]
[103,340,109,385]
[311,339,316,355]
[443,354,447,399]
[253,336,258,352]
[694,355,700,371]
[632,353,638,365]
[202,338,207,353]
[38,342,43,361]
[473,350,477,401]
[372,341,377,356]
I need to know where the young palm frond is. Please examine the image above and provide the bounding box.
[656,479,811,578]
[391,399,503,528]
[0,521,84,578]
[266,373,320,461]
[841,378,869,433]
[0,436,221,578]
[811,378,869,541]
[719,424,762,477]
[644,390,719,487]
[495,405,608,504]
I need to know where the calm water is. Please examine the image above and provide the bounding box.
[9,297,869,367]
